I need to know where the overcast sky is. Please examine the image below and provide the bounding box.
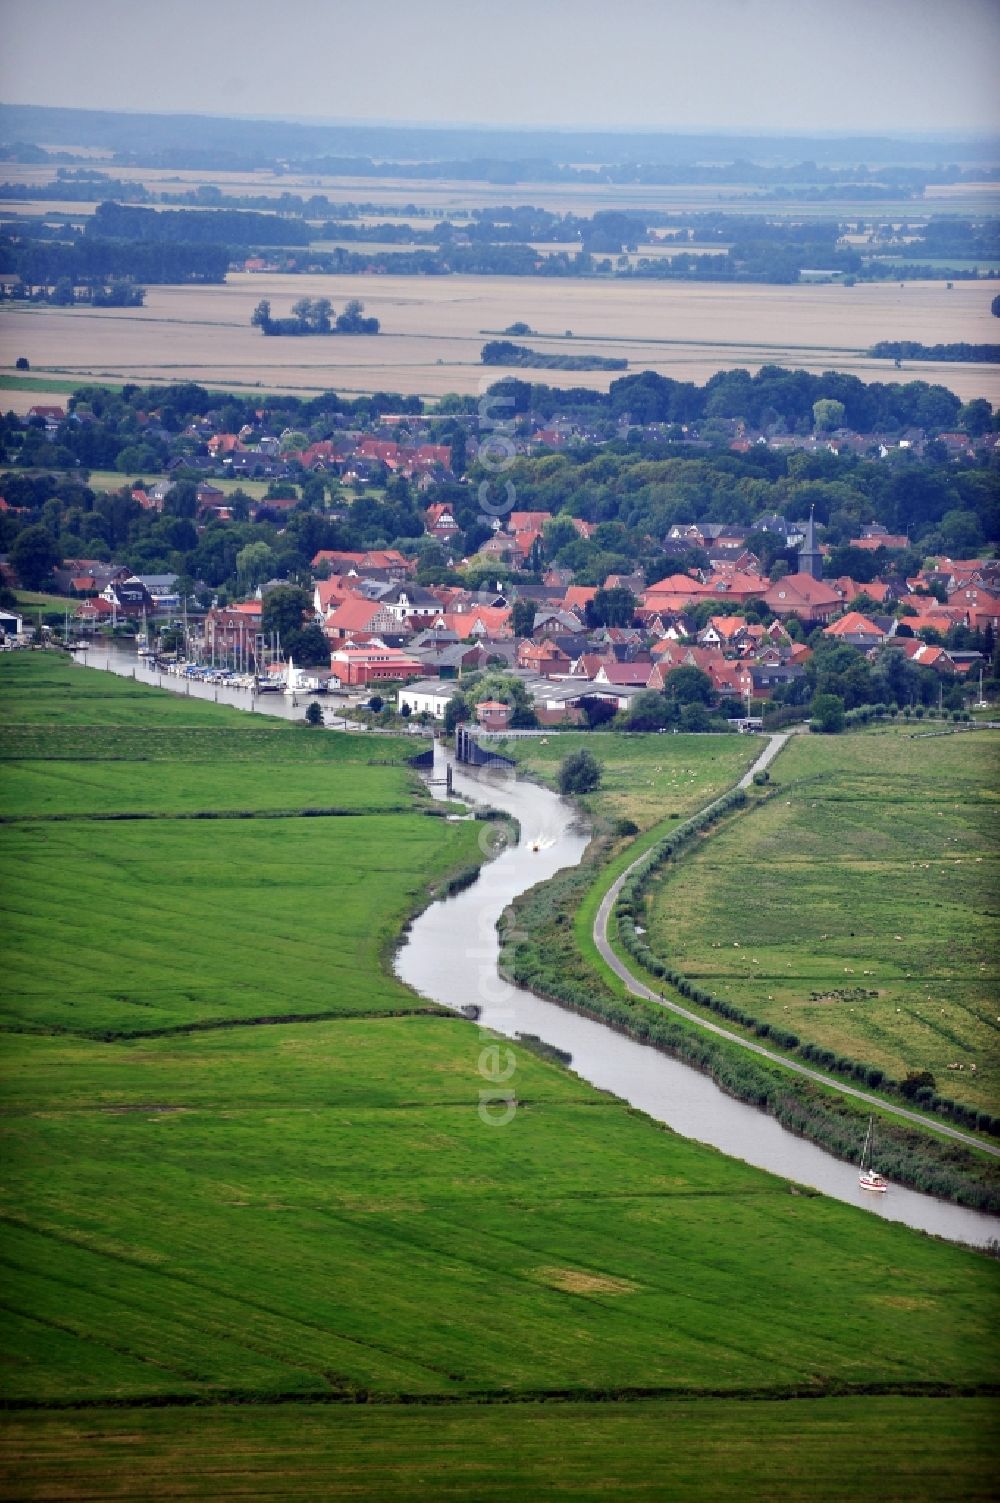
[3,0,999,135]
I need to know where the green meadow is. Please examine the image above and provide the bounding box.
[643,729,1000,1113]
[1,657,998,1500]
[0,817,478,1034]
[0,758,417,815]
[500,729,757,829]
[12,591,75,615]
[2,1399,997,1503]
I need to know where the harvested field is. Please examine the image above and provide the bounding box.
[2,272,997,404]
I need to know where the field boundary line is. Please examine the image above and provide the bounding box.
[479,327,867,354]
[0,1006,449,1042]
[2,1378,998,1414]
[0,806,409,824]
[591,733,1000,1160]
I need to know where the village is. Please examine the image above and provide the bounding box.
[1,378,996,731]
[4,489,996,731]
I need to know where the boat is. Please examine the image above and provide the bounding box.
[858,1117,888,1193]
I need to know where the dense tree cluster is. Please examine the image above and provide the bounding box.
[251,298,379,336]
[869,342,1000,364]
[481,340,626,371]
[85,201,312,246]
[0,236,228,288]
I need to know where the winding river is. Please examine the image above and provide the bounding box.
[398,745,1000,1251]
[76,644,999,1249]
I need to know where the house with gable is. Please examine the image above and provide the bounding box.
[516,639,573,677]
[425,502,461,542]
[763,574,842,624]
[324,596,399,642]
[823,612,891,650]
[100,576,154,618]
[377,584,444,624]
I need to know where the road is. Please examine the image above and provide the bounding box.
[592,732,1000,1158]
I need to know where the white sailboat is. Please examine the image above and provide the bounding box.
[137,610,154,657]
[859,1116,888,1193]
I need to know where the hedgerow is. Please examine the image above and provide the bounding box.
[611,786,1000,1140]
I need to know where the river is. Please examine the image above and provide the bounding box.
[397,745,1000,1251]
[75,643,999,1249]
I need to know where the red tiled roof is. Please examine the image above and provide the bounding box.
[644,573,715,600]
[562,586,598,611]
[824,612,885,639]
[325,598,390,632]
[763,574,842,612]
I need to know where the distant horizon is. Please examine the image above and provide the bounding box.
[2,101,999,143]
[3,0,998,137]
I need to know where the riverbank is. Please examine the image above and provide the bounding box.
[498,792,999,1217]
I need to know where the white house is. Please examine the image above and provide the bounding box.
[0,609,24,642]
[285,659,334,694]
[396,679,462,720]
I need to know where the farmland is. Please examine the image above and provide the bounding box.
[4,157,1000,220]
[2,1398,997,1503]
[2,270,997,406]
[1,655,998,1500]
[641,728,1000,1113]
[499,729,757,831]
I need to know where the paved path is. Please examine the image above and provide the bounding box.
[592,733,999,1158]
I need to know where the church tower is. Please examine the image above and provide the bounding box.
[797,508,823,581]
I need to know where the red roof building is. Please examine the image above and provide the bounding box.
[562,585,599,614]
[329,645,426,686]
[823,612,888,648]
[763,574,842,622]
[517,639,572,676]
[324,597,398,641]
[475,699,513,731]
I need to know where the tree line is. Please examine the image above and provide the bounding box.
[481,340,626,371]
[0,237,228,288]
[85,201,312,246]
[868,341,1000,364]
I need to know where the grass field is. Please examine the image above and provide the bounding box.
[2,271,997,405]
[0,758,417,815]
[12,591,78,615]
[499,730,757,830]
[642,728,1000,1112]
[0,374,96,395]
[1,656,998,1499]
[2,1398,997,1503]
